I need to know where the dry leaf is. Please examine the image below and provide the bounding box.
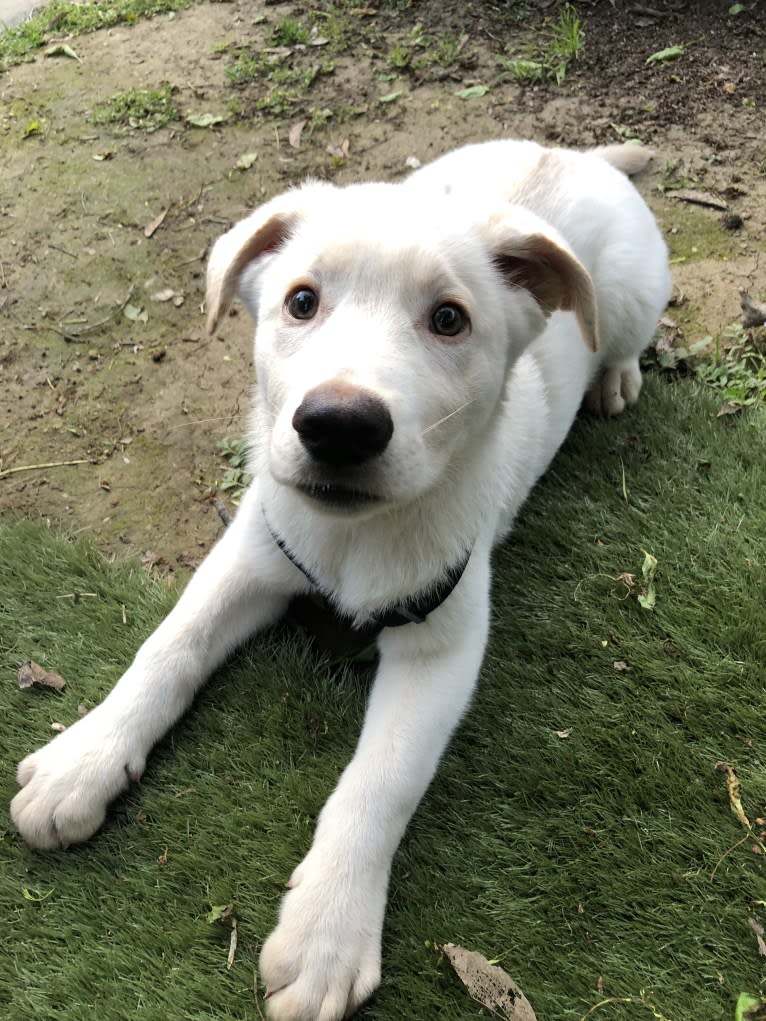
[555,728,572,739]
[151,287,176,302]
[143,209,168,238]
[50,722,67,732]
[326,138,350,159]
[288,119,307,149]
[17,660,66,691]
[441,943,537,1020]
[235,151,258,171]
[716,762,751,829]
[748,917,766,957]
[45,43,81,62]
[613,660,630,672]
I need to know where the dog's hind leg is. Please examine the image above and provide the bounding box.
[583,357,643,416]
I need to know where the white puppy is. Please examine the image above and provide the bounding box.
[11,140,671,1020]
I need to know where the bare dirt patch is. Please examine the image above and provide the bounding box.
[1,0,764,568]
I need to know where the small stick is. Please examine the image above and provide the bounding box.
[0,458,91,480]
[226,919,238,970]
[213,497,233,527]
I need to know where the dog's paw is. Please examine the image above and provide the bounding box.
[11,710,145,850]
[260,852,386,1021]
[584,358,642,416]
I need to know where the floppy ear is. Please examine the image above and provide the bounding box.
[205,183,329,335]
[488,212,599,351]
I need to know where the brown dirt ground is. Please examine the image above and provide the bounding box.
[1,0,764,570]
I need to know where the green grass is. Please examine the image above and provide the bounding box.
[92,83,180,132]
[0,0,196,71]
[499,2,583,85]
[1,375,765,1021]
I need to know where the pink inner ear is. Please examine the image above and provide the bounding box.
[492,252,564,316]
[206,213,296,335]
[229,214,295,282]
[492,238,599,351]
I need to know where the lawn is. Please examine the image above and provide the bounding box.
[1,374,764,1021]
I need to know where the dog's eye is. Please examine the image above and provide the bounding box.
[286,287,319,321]
[430,303,469,338]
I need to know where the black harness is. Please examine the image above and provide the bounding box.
[265,512,471,650]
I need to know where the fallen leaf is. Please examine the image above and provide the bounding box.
[554,729,572,739]
[747,917,766,957]
[735,992,763,1021]
[441,943,537,1020]
[186,113,227,128]
[207,903,234,925]
[613,660,630,672]
[123,303,148,324]
[288,119,307,149]
[17,660,66,691]
[716,762,751,829]
[326,138,350,159]
[143,209,168,238]
[456,84,489,99]
[235,151,258,171]
[150,287,176,302]
[637,551,658,610]
[45,43,81,62]
[50,722,67,732]
[92,151,113,161]
[379,90,402,104]
[646,44,685,65]
[22,886,54,903]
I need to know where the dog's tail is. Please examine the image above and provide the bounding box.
[591,143,654,177]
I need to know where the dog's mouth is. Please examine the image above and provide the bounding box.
[296,481,382,512]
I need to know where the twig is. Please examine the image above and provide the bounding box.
[580,993,673,1020]
[213,497,233,527]
[0,458,91,480]
[48,244,78,260]
[710,833,749,881]
[22,286,135,343]
[226,919,238,970]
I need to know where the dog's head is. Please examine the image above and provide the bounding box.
[206,180,597,518]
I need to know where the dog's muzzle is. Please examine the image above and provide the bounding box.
[292,382,394,467]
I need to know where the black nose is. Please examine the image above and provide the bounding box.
[292,383,394,467]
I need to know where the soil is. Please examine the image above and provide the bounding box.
[1,0,764,570]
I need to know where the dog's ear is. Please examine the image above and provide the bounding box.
[205,184,327,335]
[488,214,599,351]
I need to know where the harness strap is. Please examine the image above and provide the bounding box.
[265,510,471,631]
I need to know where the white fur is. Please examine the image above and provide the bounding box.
[11,140,671,1021]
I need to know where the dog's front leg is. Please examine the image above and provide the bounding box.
[260,550,491,1021]
[11,483,298,851]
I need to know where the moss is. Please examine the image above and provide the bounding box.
[665,203,742,264]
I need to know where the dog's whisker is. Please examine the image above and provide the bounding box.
[165,415,239,431]
[421,399,475,437]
